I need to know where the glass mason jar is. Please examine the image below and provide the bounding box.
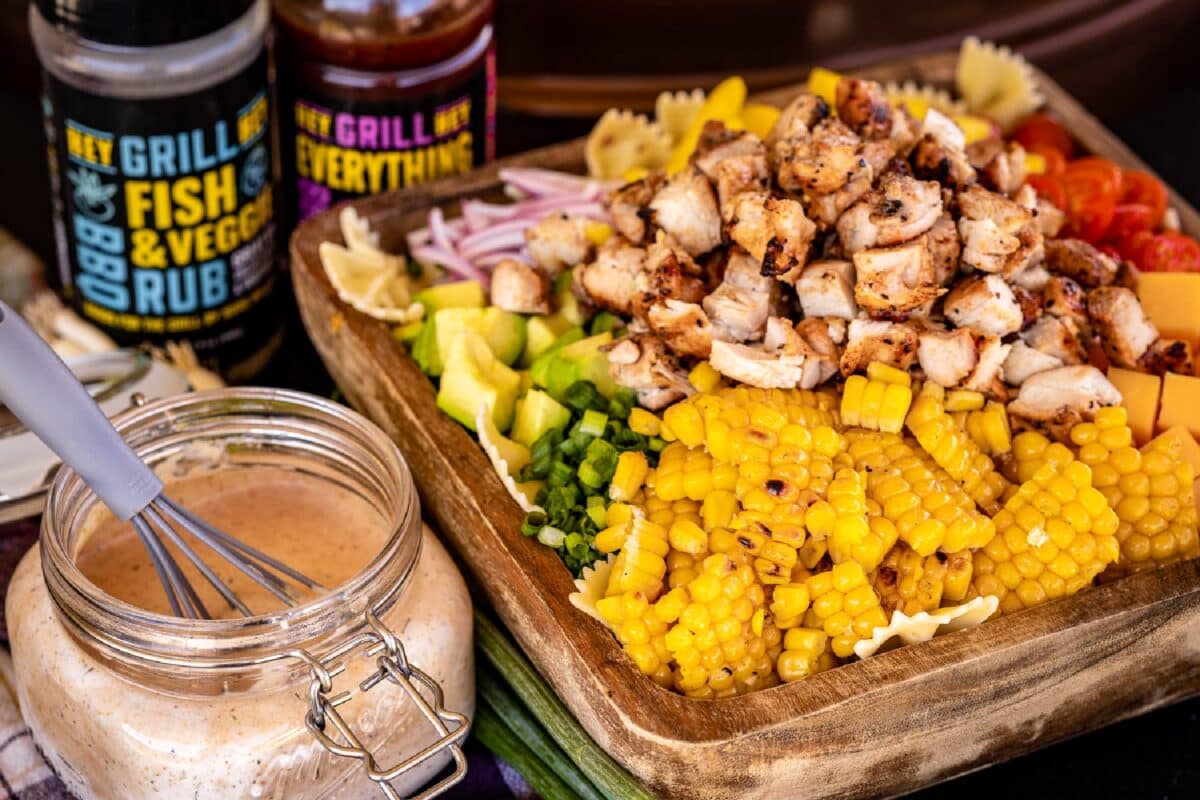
[6,388,473,799]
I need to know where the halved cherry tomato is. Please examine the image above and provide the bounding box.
[1065,157,1123,198]
[1013,113,1074,158]
[1105,203,1156,244]
[1136,232,1200,273]
[1119,170,1168,228]
[1026,174,1066,210]
[1114,229,1155,264]
[1061,170,1117,242]
[1029,145,1066,175]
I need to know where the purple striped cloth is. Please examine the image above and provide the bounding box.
[0,516,531,800]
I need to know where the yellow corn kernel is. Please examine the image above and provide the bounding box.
[945,390,985,412]
[583,221,612,246]
[776,627,831,682]
[804,561,886,658]
[867,361,912,387]
[841,375,867,428]
[610,451,649,502]
[688,361,723,393]
[595,520,631,554]
[627,408,661,437]
[669,518,708,555]
[663,403,705,448]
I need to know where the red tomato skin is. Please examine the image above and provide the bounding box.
[1026,174,1067,210]
[1013,114,1074,158]
[1030,145,1066,175]
[1136,232,1200,273]
[1119,170,1168,228]
[1105,203,1155,244]
[1065,157,1123,198]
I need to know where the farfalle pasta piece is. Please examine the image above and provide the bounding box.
[585,109,672,180]
[882,80,966,119]
[654,87,706,145]
[852,594,999,658]
[320,241,423,323]
[955,36,1044,131]
[568,553,618,625]
[476,404,544,514]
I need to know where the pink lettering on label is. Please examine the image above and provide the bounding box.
[334,113,357,147]
[358,116,378,149]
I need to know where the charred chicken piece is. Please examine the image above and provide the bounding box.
[910,133,976,191]
[649,166,723,256]
[1002,340,1064,386]
[726,193,816,281]
[634,232,709,319]
[796,259,857,320]
[956,185,1043,277]
[1022,315,1086,365]
[703,250,775,342]
[577,241,646,316]
[490,259,550,314]
[1041,275,1088,329]
[840,319,919,376]
[851,237,943,314]
[693,121,768,178]
[1086,286,1158,368]
[766,93,831,146]
[1043,238,1119,287]
[525,214,593,276]
[961,335,1011,400]
[979,142,1029,197]
[776,118,868,196]
[647,300,713,359]
[836,172,944,254]
[1007,365,1122,441]
[709,339,806,389]
[835,77,893,141]
[794,318,844,389]
[1138,338,1195,376]
[605,334,693,410]
[917,327,978,387]
[943,274,1023,337]
[608,173,663,245]
[926,212,961,286]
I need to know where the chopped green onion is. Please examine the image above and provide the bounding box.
[520,511,546,538]
[579,409,608,437]
[538,525,567,548]
[585,500,607,528]
[563,380,605,413]
[648,436,666,452]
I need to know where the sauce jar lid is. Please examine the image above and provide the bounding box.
[34,0,257,47]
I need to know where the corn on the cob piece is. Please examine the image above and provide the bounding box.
[972,456,1120,615]
[945,390,985,412]
[610,451,649,501]
[627,408,662,437]
[688,361,723,393]
[776,627,837,682]
[804,561,889,658]
[906,383,1011,513]
[962,401,1012,456]
[841,373,913,434]
[1011,430,1075,484]
[871,544,973,615]
[809,468,876,566]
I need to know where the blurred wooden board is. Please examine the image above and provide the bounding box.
[291,52,1200,800]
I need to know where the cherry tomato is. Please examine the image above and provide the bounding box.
[1105,203,1156,244]
[1119,170,1168,228]
[1114,229,1155,264]
[1061,170,1117,242]
[1013,113,1074,158]
[1136,232,1200,273]
[1026,174,1066,209]
[1030,145,1066,175]
[1065,157,1123,198]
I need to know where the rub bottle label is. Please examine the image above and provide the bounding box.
[283,45,496,223]
[42,51,279,371]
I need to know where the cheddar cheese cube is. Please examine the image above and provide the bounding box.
[1148,426,1200,476]
[1108,367,1161,444]
[1157,372,1200,438]
[1137,273,1200,343]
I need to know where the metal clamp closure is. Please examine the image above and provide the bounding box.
[289,609,468,799]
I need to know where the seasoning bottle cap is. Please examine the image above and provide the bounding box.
[34,0,257,47]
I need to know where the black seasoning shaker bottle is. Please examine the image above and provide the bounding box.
[30,0,283,381]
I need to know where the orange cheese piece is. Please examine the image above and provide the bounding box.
[1137,273,1200,343]
[1108,367,1161,444]
[1157,372,1200,438]
[1148,426,1200,476]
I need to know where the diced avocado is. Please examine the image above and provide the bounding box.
[424,308,484,377]
[536,332,617,400]
[413,280,486,313]
[589,311,622,335]
[530,326,587,388]
[393,320,425,344]
[437,331,521,432]
[410,317,437,371]
[520,314,573,367]
[475,307,527,366]
[510,389,572,447]
[553,271,587,326]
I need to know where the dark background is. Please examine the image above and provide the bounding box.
[3,0,1200,796]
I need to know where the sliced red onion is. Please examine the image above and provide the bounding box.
[499,167,618,199]
[475,251,529,268]
[411,244,490,287]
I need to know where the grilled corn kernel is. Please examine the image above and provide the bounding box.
[867,360,912,387]
[945,390,985,412]
[688,361,723,393]
[610,451,649,502]
[871,544,965,615]
[628,408,662,437]
[804,561,888,658]
[842,374,912,434]
[776,627,832,682]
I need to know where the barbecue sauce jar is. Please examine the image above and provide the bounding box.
[30,0,283,381]
[273,0,496,224]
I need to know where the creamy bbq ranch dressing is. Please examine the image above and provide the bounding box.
[5,390,473,799]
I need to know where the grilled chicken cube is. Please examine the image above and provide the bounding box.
[1022,315,1086,365]
[1087,286,1158,368]
[767,93,831,146]
[956,185,1043,277]
[840,319,919,376]
[693,121,768,178]
[703,253,774,343]
[835,77,894,140]
[715,156,771,215]
[1036,198,1066,238]
[649,166,722,256]
[647,300,713,359]
[921,109,966,153]
[1138,338,1195,376]
[910,133,976,191]
[525,214,592,275]
[796,259,858,320]
[1044,238,1119,287]
[979,142,1028,196]
[926,212,961,286]
[726,193,816,281]
[776,118,866,196]
[943,274,1023,337]
[1041,275,1088,328]
[1007,365,1122,440]
[962,335,1011,399]
[578,241,646,315]
[918,327,978,387]
[852,237,942,313]
[606,334,693,409]
[490,259,550,314]
[709,340,806,389]
[795,318,843,389]
[1011,264,1052,292]
[1002,340,1064,386]
[636,231,708,318]
[836,173,944,253]
[609,174,662,245]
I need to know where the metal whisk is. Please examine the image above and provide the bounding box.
[0,300,320,618]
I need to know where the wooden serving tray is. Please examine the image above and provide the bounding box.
[291,52,1200,800]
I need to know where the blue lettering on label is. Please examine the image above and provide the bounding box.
[200,260,229,308]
